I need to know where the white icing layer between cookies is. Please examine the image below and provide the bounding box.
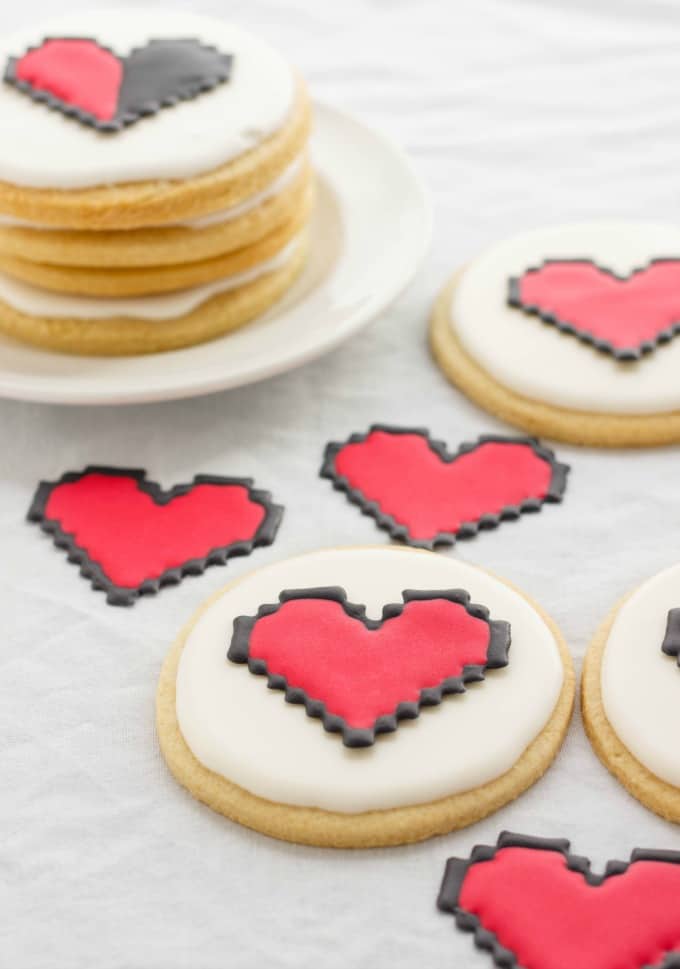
[175,547,564,813]
[0,236,302,321]
[452,221,680,415]
[601,563,680,788]
[0,156,306,230]
[0,9,295,189]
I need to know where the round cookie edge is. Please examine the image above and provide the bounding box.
[155,549,575,848]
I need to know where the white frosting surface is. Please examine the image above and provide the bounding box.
[0,236,301,321]
[175,547,564,813]
[601,563,680,787]
[452,221,680,415]
[0,9,295,188]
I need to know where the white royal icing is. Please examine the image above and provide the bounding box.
[175,547,564,813]
[0,155,306,230]
[0,236,302,321]
[0,9,295,189]
[601,563,680,788]
[452,221,680,415]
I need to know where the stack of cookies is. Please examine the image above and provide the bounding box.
[0,10,313,355]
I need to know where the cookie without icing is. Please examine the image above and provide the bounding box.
[157,547,574,847]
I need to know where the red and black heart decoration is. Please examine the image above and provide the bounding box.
[438,832,680,969]
[320,425,568,550]
[662,608,680,665]
[509,258,680,361]
[4,37,233,132]
[28,466,283,606]
[228,587,511,747]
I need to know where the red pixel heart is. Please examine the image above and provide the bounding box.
[28,467,282,605]
[321,426,568,549]
[509,259,680,360]
[5,37,233,132]
[228,588,510,747]
[438,833,680,969]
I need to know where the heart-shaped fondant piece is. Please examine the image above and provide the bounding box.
[438,833,680,969]
[321,426,568,549]
[509,259,680,360]
[5,37,233,132]
[28,467,282,605]
[228,587,510,747]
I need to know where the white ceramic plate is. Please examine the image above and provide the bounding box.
[0,102,431,405]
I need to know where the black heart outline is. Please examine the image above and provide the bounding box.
[438,831,680,969]
[27,466,283,606]
[228,586,511,747]
[320,425,569,550]
[509,258,680,362]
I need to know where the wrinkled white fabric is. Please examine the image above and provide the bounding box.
[3,0,680,966]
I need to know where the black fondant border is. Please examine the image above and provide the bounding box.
[438,831,680,969]
[4,37,233,133]
[27,465,283,606]
[228,586,511,747]
[320,425,569,550]
[662,608,680,665]
[508,258,680,362]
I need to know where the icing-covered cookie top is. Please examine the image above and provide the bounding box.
[175,547,564,813]
[0,9,295,188]
[452,221,680,415]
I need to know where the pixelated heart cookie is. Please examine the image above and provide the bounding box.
[157,547,574,847]
[28,466,283,605]
[438,832,680,969]
[5,37,233,131]
[321,425,568,548]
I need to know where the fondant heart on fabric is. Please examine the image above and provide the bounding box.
[228,587,511,747]
[438,832,680,969]
[509,259,680,360]
[4,37,233,132]
[28,466,282,605]
[321,425,568,549]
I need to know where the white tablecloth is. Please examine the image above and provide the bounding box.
[3,0,680,965]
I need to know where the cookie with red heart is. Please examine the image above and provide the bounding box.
[583,562,680,824]
[430,221,680,447]
[321,425,568,549]
[157,546,574,847]
[0,11,312,356]
[28,466,283,605]
[438,832,680,969]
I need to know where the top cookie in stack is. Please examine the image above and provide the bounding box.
[0,9,313,355]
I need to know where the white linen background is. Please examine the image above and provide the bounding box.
[2,0,680,965]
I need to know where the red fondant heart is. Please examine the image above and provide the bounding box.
[322,427,567,548]
[438,834,680,969]
[510,259,680,359]
[28,467,282,605]
[12,39,123,121]
[229,588,510,746]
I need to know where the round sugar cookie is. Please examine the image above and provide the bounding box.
[0,232,307,356]
[0,10,311,228]
[157,546,574,848]
[583,563,680,823]
[0,193,311,297]
[0,157,312,268]
[430,221,680,448]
